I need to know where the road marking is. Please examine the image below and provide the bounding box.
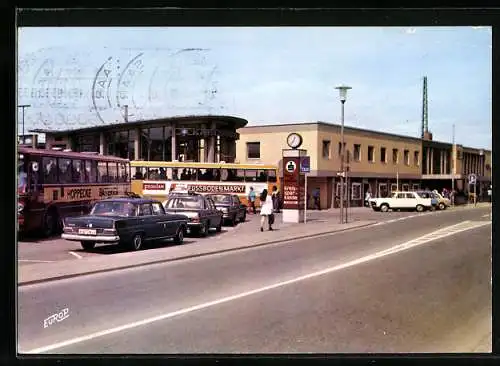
[482,214,491,218]
[69,251,83,259]
[22,220,491,354]
[18,260,55,263]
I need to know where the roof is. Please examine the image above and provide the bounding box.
[100,197,159,204]
[30,115,248,135]
[18,147,129,162]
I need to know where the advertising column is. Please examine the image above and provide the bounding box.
[282,149,307,223]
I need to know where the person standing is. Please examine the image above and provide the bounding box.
[313,187,321,210]
[248,187,256,214]
[488,185,492,203]
[271,185,281,213]
[364,190,372,207]
[259,189,274,232]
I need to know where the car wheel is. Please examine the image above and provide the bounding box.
[438,202,445,210]
[416,204,424,212]
[216,220,222,232]
[80,241,95,251]
[129,233,144,251]
[240,212,246,223]
[380,204,389,213]
[199,222,208,237]
[173,226,184,244]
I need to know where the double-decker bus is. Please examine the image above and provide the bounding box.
[130,161,280,206]
[18,147,131,236]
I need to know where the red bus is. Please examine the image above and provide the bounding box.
[18,147,131,236]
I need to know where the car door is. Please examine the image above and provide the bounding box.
[205,197,220,227]
[138,203,162,239]
[152,201,173,237]
[405,192,418,208]
[232,195,243,220]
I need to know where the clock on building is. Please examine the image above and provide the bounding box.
[286,133,303,149]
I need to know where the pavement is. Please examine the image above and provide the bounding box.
[18,206,491,353]
[17,202,491,285]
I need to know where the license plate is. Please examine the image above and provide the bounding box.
[78,229,97,235]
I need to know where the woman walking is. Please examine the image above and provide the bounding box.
[259,189,274,232]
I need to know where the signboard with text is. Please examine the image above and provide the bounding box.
[283,157,301,209]
[300,156,310,173]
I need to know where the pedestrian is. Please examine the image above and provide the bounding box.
[259,188,274,232]
[313,187,321,210]
[364,190,372,207]
[271,185,281,213]
[488,185,492,203]
[248,187,256,214]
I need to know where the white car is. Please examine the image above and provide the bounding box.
[370,191,433,213]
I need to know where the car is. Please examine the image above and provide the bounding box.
[61,198,188,251]
[163,192,223,237]
[370,191,433,212]
[207,194,247,225]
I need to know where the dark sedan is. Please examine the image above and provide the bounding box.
[61,198,188,251]
[207,194,247,225]
[163,193,223,237]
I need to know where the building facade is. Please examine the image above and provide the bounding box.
[236,122,491,209]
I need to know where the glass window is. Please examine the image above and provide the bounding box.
[133,166,146,180]
[402,183,409,191]
[58,158,72,184]
[245,169,257,182]
[146,167,162,180]
[18,154,27,192]
[85,160,97,183]
[232,195,241,205]
[139,203,153,216]
[405,193,416,199]
[367,146,375,162]
[246,142,260,159]
[393,149,399,164]
[179,168,195,181]
[118,162,128,182]
[397,193,406,199]
[257,170,268,182]
[380,147,387,163]
[209,194,232,204]
[322,140,331,159]
[107,162,118,183]
[72,160,86,183]
[172,168,181,180]
[353,144,361,161]
[152,202,165,215]
[224,169,244,182]
[165,196,203,209]
[404,150,410,165]
[412,184,420,191]
[205,197,215,210]
[351,183,361,200]
[391,184,398,192]
[196,168,220,181]
[97,161,108,183]
[91,201,137,216]
[267,169,277,183]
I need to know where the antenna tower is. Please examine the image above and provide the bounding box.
[421,76,428,138]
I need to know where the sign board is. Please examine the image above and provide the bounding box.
[468,173,477,185]
[283,156,304,210]
[285,160,297,174]
[300,156,310,173]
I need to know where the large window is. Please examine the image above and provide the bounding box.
[353,144,361,161]
[108,162,118,183]
[86,160,97,183]
[392,148,399,164]
[414,151,420,166]
[368,146,375,162]
[97,161,108,183]
[246,142,260,159]
[380,147,387,163]
[404,150,410,165]
[43,156,58,184]
[322,140,331,159]
[72,160,86,183]
[58,158,72,184]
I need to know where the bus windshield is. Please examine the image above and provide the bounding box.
[18,154,27,193]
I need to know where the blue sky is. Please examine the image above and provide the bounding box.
[17,26,491,149]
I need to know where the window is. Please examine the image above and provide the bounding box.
[224,169,245,182]
[133,166,146,180]
[58,158,72,184]
[397,193,406,199]
[392,148,399,164]
[246,142,260,159]
[42,157,57,184]
[232,195,241,205]
[118,162,129,182]
[412,183,420,191]
[391,183,398,192]
[267,169,277,183]
[367,146,375,162]
[414,151,420,166]
[405,193,416,199]
[353,144,361,161]
[335,182,347,199]
[257,170,268,182]
[404,149,410,165]
[196,168,220,181]
[322,140,331,159]
[380,147,387,163]
[152,202,165,215]
[378,183,388,197]
[205,197,216,210]
[139,203,153,216]
[245,169,257,182]
[402,183,409,191]
[97,161,108,183]
[107,162,118,183]
[351,183,361,200]
[85,160,97,183]
[338,142,346,156]
[72,160,85,183]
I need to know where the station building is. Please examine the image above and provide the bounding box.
[235,122,491,209]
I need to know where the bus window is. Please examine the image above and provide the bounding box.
[257,170,268,182]
[43,157,58,184]
[85,160,97,183]
[267,169,277,183]
[118,162,128,182]
[180,168,195,181]
[196,168,220,181]
[146,168,161,180]
[108,162,118,183]
[72,160,85,183]
[172,168,180,180]
[245,169,257,182]
[58,158,72,184]
[223,169,244,182]
[133,166,145,179]
[97,161,108,183]
[18,155,27,193]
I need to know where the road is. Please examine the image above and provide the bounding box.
[17,208,438,264]
[18,206,491,353]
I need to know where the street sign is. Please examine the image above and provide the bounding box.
[468,173,477,185]
[300,156,310,173]
[285,160,297,173]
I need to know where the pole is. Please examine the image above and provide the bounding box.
[340,100,345,224]
[124,105,129,123]
[304,174,308,224]
[396,168,399,191]
[474,181,477,206]
[345,170,349,223]
[451,123,455,206]
[18,104,31,144]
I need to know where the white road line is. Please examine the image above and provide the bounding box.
[68,251,83,259]
[482,214,491,218]
[18,260,55,263]
[22,220,491,354]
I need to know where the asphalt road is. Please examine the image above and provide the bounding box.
[18,206,491,354]
[17,207,444,264]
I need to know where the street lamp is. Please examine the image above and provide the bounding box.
[18,104,31,144]
[335,84,352,224]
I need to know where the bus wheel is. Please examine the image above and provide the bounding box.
[81,241,96,250]
[42,209,59,237]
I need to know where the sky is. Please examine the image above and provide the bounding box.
[17,26,492,149]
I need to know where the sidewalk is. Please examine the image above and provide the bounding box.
[18,215,377,286]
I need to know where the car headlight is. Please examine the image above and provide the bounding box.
[18,202,24,214]
[221,207,228,212]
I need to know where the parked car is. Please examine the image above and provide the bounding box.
[207,194,247,225]
[163,192,223,237]
[61,198,188,251]
[370,191,433,212]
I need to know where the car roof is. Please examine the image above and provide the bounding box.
[99,198,160,204]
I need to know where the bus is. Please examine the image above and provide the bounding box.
[18,147,131,236]
[130,161,280,206]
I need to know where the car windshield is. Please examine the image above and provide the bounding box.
[165,197,203,209]
[210,195,232,204]
[416,192,430,198]
[91,201,137,216]
[18,154,27,193]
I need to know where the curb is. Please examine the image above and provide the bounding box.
[18,221,378,287]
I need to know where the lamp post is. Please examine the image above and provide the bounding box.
[18,104,31,144]
[451,123,455,205]
[335,84,352,224]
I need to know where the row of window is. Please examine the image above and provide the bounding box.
[323,141,420,166]
[133,166,278,183]
[42,157,130,184]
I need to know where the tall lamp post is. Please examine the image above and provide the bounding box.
[18,104,31,144]
[335,84,352,224]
